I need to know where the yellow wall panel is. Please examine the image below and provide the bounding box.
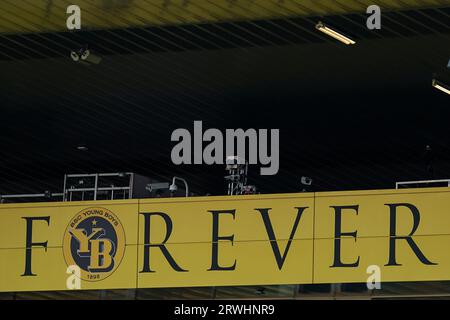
[0,245,138,292]
[139,193,314,244]
[137,240,313,288]
[0,200,139,249]
[0,247,68,292]
[1,188,450,292]
[314,235,450,284]
[315,188,450,239]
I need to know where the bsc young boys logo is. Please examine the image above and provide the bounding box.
[63,207,125,282]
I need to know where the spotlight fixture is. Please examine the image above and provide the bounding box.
[301,176,313,186]
[432,79,450,95]
[315,21,356,45]
[300,176,313,192]
[145,182,170,193]
[169,176,189,197]
[70,47,102,65]
[76,146,88,151]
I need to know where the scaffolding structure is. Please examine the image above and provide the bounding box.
[224,156,256,195]
[63,172,134,201]
[1,172,190,203]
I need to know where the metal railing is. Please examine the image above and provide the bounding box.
[63,172,134,201]
[395,179,450,189]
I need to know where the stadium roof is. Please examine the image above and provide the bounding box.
[1,0,447,34]
[0,0,449,196]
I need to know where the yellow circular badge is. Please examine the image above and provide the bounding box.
[63,207,126,282]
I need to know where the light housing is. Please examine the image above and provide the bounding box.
[169,176,189,197]
[432,79,450,95]
[315,21,356,45]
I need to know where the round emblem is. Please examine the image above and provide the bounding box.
[63,207,125,282]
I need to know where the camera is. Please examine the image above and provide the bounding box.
[169,183,178,193]
[301,176,313,186]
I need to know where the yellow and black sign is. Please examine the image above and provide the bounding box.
[62,207,126,282]
[1,187,450,292]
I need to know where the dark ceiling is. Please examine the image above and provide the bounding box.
[0,3,449,196]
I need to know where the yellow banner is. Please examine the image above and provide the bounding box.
[0,188,449,292]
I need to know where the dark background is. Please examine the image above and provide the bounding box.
[0,8,449,196]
